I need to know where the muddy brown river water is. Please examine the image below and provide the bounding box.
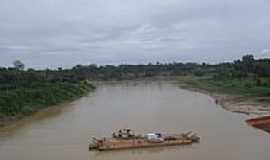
[0,81,269,160]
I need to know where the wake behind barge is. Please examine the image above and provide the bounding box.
[89,129,200,151]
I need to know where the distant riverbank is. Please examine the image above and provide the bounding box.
[0,81,95,128]
[177,76,270,115]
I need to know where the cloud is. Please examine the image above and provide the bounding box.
[259,49,270,58]
[0,0,270,68]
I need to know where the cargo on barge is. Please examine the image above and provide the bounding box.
[89,129,200,151]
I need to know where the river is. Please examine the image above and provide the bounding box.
[0,81,269,160]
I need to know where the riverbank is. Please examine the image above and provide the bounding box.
[0,81,95,128]
[177,76,270,116]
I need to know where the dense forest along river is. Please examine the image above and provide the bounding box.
[0,81,269,160]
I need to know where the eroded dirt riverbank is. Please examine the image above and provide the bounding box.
[179,82,270,116]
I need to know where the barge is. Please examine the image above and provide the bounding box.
[89,129,200,151]
[246,116,270,133]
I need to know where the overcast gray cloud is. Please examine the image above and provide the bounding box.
[0,0,270,68]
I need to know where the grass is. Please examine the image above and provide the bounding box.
[178,75,270,103]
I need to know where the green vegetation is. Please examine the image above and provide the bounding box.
[0,82,95,118]
[179,76,270,101]
[178,55,270,103]
[0,61,95,123]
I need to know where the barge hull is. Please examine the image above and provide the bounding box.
[97,139,192,151]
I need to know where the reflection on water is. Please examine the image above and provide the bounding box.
[0,81,270,160]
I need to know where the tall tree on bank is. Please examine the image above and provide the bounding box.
[13,60,25,71]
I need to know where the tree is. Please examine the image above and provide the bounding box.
[241,54,255,73]
[13,60,25,70]
[242,54,254,65]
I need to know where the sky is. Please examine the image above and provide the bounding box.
[0,0,270,69]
